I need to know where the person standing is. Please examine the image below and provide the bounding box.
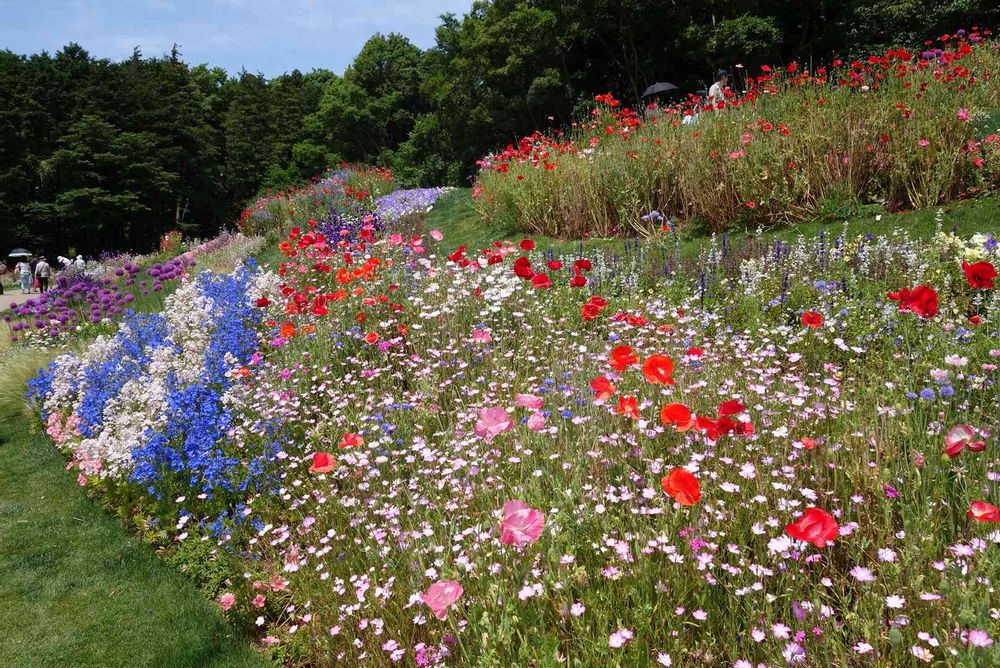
[0,261,7,295]
[17,258,32,294]
[74,255,86,271]
[707,69,731,108]
[35,256,51,293]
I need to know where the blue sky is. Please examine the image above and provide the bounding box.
[0,0,473,77]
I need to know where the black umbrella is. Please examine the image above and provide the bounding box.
[641,82,679,98]
[8,248,31,258]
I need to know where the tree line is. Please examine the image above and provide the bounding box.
[1,0,997,255]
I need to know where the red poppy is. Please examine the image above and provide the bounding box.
[582,302,602,320]
[785,508,839,547]
[569,274,587,288]
[962,260,997,289]
[364,332,379,345]
[519,239,536,251]
[609,345,639,371]
[590,376,616,400]
[339,433,363,449]
[660,403,694,431]
[531,273,552,289]
[642,355,675,384]
[547,260,563,270]
[513,256,534,279]
[967,501,1000,522]
[969,315,982,325]
[279,322,296,339]
[888,285,939,318]
[801,311,823,328]
[800,437,817,450]
[616,395,640,419]
[686,347,704,357]
[717,400,746,417]
[255,297,271,308]
[661,467,701,506]
[574,258,592,272]
[308,452,336,473]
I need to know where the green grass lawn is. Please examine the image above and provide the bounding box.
[0,421,267,668]
[428,188,1000,257]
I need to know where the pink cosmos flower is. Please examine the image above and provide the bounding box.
[526,411,546,432]
[219,592,236,611]
[499,500,545,546]
[422,580,463,620]
[474,406,512,442]
[515,393,544,409]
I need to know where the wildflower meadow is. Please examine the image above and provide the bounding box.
[11,30,1000,668]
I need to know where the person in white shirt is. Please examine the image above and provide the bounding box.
[35,257,51,293]
[75,255,86,271]
[707,69,731,108]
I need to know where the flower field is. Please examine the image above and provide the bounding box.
[475,30,1000,238]
[20,154,1000,667]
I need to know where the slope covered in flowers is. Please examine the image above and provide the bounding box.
[475,30,1000,238]
[26,163,1000,666]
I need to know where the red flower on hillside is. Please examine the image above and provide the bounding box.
[308,452,336,473]
[641,355,675,384]
[660,403,694,431]
[519,239,536,251]
[590,376,616,401]
[967,501,1000,523]
[609,345,639,371]
[801,311,823,328]
[785,508,839,547]
[661,468,701,506]
[887,285,939,318]
[616,395,640,419]
[962,260,997,289]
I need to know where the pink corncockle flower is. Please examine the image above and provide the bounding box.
[421,580,463,620]
[917,138,930,147]
[515,393,544,409]
[966,630,993,648]
[850,566,876,582]
[219,592,236,611]
[429,229,444,241]
[608,628,633,648]
[500,500,545,546]
[472,329,492,344]
[885,595,905,609]
[957,108,970,121]
[252,594,266,608]
[526,411,546,431]
[570,602,585,617]
[474,406,512,442]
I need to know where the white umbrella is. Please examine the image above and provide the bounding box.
[8,248,31,258]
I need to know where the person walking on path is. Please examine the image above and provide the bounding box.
[35,257,51,293]
[17,259,32,294]
[0,261,7,295]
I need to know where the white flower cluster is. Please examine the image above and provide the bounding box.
[39,275,232,479]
